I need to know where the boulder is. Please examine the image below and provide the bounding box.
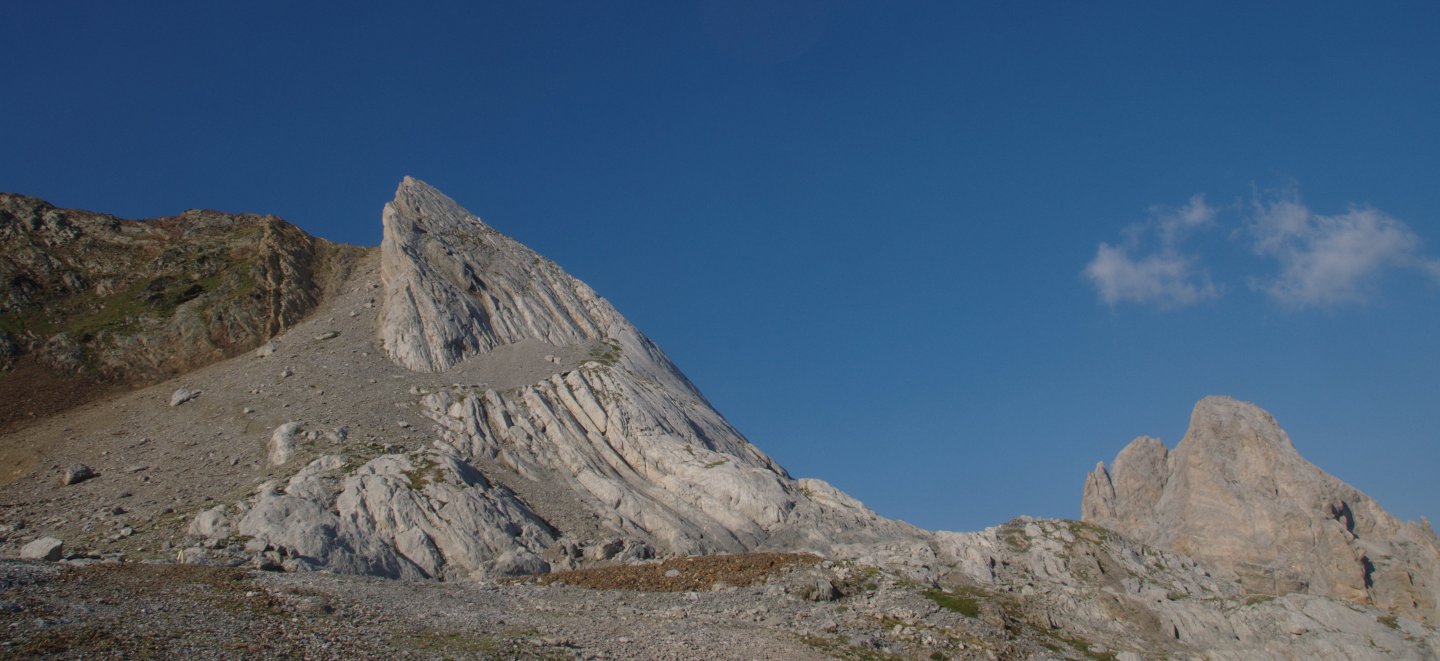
[61,464,96,486]
[189,505,233,541]
[268,422,301,466]
[169,387,199,407]
[20,537,63,561]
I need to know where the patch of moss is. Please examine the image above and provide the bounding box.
[923,589,981,618]
[587,339,622,366]
[999,524,1031,553]
[1061,519,1112,543]
[1379,614,1400,630]
[795,634,901,661]
[1048,632,1116,661]
[402,455,444,491]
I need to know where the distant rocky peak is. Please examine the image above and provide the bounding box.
[1083,395,1440,623]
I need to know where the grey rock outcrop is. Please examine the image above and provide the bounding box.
[188,505,233,541]
[1083,396,1440,623]
[237,448,555,579]
[932,517,1439,660]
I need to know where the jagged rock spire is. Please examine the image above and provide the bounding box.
[1083,395,1440,623]
[379,176,608,372]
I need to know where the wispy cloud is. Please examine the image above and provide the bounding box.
[1248,189,1440,307]
[1084,195,1220,308]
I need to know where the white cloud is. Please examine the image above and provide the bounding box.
[1248,191,1440,307]
[1084,195,1219,308]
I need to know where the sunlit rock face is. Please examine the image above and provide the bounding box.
[1084,396,1440,623]
[368,177,912,561]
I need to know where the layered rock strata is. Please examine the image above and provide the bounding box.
[220,177,914,579]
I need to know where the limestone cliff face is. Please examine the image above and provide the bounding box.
[366,177,908,560]
[1084,396,1440,623]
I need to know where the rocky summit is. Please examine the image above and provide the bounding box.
[1083,396,1440,624]
[1,181,1437,659]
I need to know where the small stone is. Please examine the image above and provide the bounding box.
[21,537,64,561]
[664,569,681,578]
[243,407,255,414]
[280,367,294,378]
[268,423,301,466]
[314,331,339,341]
[124,464,148,473]
[255,341,277,357]
[169,387,199,407]
[62,464,97,486]
[397,421,410,429]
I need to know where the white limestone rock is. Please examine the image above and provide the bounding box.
[379,177,915,561]
[188,505,232,541]
[1083,396,1440,624]
[932,517,1439,659]
[268,422,302,466]
[237,449,555,580]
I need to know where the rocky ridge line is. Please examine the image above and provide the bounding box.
[0,192,362,431]
[1083,395,1440,624]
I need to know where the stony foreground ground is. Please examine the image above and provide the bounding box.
[0,553,1083,660]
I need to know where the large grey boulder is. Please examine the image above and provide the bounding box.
[1083,396,1440,624]
[21,536,64,561]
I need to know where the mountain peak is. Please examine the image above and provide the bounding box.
[1185,395,1297,457]
[1083,396,1440,623]
[378,179,606,372]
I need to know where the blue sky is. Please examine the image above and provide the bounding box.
[5,2,1438,531]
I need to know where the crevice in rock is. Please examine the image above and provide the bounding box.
[1329,500,1356,535]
